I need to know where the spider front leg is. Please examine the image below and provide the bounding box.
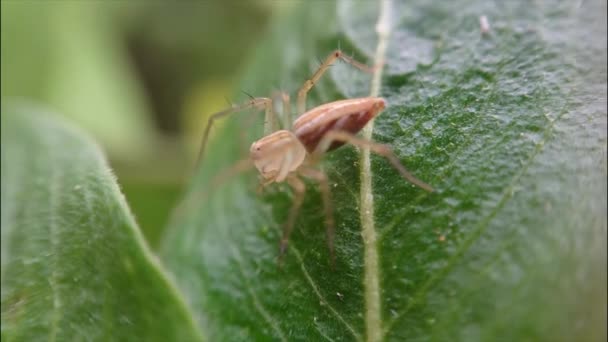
[196,97,275,169]
[279,175,307,265]
[297,50,375,114]
[271,91,292,129]
[184,97,276,220]
[314,131,435,192]
[299,167,336,267]
[173,158,255,222]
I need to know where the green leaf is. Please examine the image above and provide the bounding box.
[162,1,606,341]
[0,103,204,341]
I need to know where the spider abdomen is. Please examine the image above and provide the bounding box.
[293,97,386,152]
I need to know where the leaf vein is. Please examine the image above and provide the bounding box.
[383,104,567,335]
[48,144,63,342]
[378,78,505,240]
[289,243,363,341]
[229,241,288,341]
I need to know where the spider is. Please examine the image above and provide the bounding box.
[196,50,433,265]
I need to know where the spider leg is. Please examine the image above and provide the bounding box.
[299,167,336,267]
[172,158,254,226]
[278,175,306,265]
[271,91,292,130]
[297,50,375,114]
[314,131,434,192]
[196,97,275,171]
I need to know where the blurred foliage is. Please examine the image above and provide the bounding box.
[1,1,272,245]
[120,182,183,250]
[2,1,154,160]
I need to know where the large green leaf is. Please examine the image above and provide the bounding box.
[0,103,203,341]
[162,0,606,341]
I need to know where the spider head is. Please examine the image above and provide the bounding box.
[250,130,307,182]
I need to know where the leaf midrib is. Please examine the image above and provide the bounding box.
[358,1,392,341]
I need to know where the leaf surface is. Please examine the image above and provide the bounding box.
[0,103,203,341]
[162,1,607,341]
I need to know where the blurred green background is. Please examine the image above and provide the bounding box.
[1,0,280,248]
